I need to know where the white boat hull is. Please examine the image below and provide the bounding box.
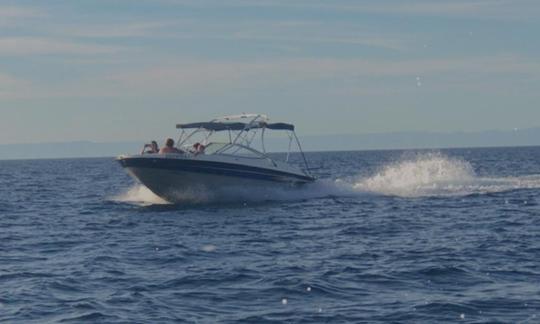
[118,154,315,203]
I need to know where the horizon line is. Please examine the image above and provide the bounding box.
[1,144,540,162]
[2,126,539,146]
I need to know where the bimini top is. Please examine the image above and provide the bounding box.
[176,121,294,131]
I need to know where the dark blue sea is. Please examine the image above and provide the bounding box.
[2,147,540,323]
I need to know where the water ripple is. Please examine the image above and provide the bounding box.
[1,148,540,322]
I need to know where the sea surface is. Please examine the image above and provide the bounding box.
[1,147,540,323]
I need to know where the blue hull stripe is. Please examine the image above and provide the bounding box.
[118,157,314,183]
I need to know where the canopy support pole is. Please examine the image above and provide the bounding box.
[286,132,293,162]
[261,128,266,154]
[293,131,310,174]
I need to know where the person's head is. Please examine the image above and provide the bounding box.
[193,142,200,149]
[151,141,158,149]
[165,138,174,148]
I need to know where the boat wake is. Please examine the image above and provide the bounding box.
[353,152,540,198]
[113,153,540,205]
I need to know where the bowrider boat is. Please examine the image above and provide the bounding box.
[117,114,315,202]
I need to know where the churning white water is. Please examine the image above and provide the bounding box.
[112,185,169,206]
[353,153,540,198]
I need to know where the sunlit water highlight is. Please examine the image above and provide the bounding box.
[1,147,540,323]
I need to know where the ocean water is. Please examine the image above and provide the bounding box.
[1,147,540,323]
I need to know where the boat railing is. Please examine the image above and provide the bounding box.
[174,115,313,178]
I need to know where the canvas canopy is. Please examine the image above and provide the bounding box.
[176,122,294,131]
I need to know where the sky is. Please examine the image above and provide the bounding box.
[0,0,539,145]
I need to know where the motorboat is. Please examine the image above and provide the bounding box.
[117,114,315,202]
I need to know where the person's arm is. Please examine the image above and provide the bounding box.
[141,144,149,155]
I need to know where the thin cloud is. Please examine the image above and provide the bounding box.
[96,55,540,96]
[56,21,178,38]
[114,55,539,80]
[0,37,124,56]
[0,5,45,19]
[317,1,514,15]
[220,33,409,51]
[344,0,540,20]
[0,5,46,28]
[4,54,538,100]
[0,72,31,99]
[155,0,539,20]
[48,17,408,51]
[0,73,24,87]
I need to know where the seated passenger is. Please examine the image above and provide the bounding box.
[159,138,183,154]
[193,142,206,155]
[141,141,159,155]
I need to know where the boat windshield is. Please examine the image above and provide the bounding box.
[218,144,264,158]
[194,142,264,158]
[202,142,228,155]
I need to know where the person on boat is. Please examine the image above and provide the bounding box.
[141,141,159,154]
[192,142,205,155]
[159,138,183,154]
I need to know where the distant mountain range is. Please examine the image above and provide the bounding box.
[1,127,539,160]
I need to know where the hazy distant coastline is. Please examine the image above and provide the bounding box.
[1,127,539,160]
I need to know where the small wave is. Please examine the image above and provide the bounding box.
[59,312,118,323]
